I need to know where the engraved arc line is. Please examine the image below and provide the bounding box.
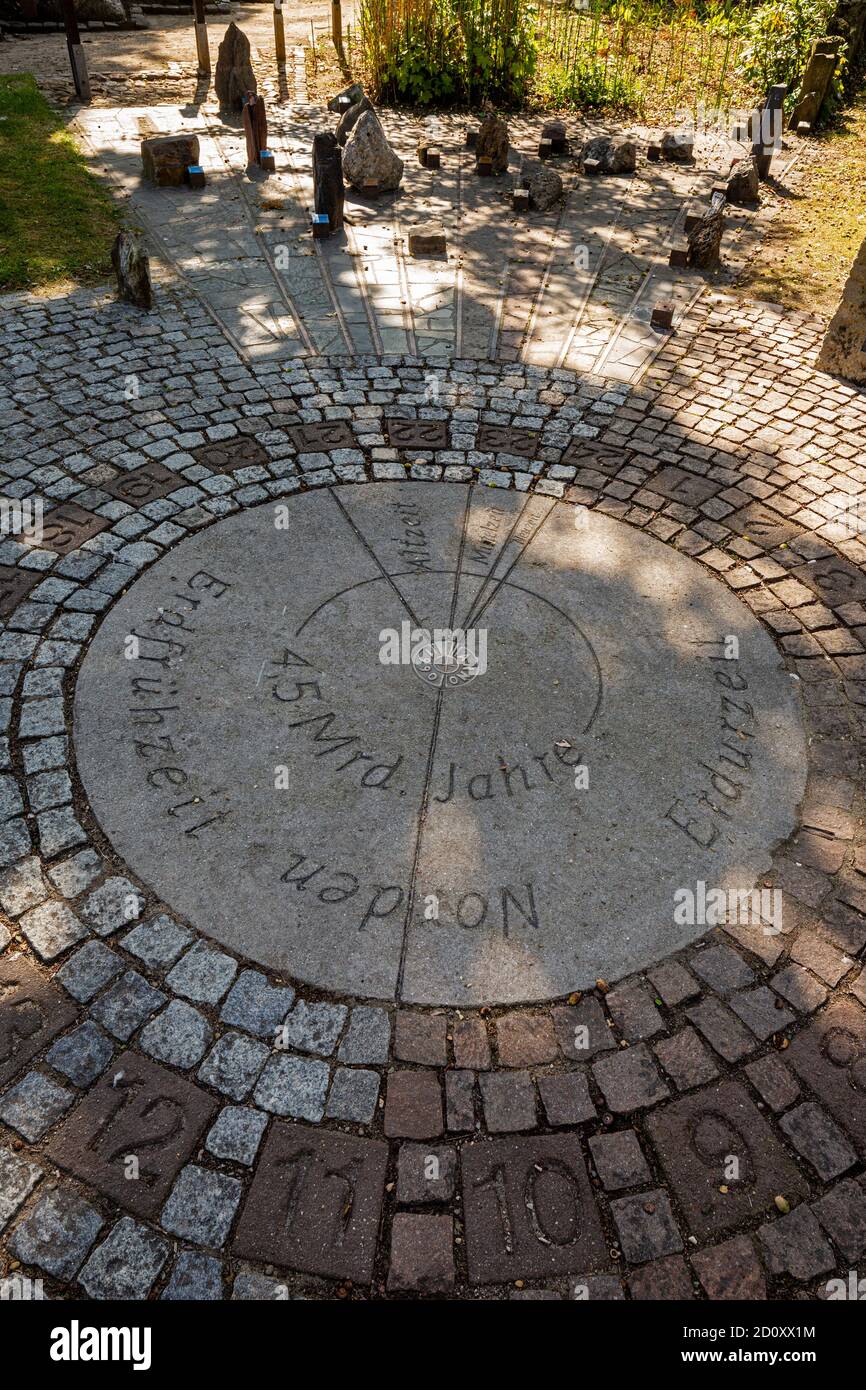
[293,569,604,739]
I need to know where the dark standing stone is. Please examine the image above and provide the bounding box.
[214,23,257,113]
[327,81,364,114]
[789,40,839,132]
[476,112,509,174]
[111,230,152,311]
[313,132,344,233]
[726,154,760,205]
[335,94,373,148]
[687,207,723,268]
[242,92,267,168]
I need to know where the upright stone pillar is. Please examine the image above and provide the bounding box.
[818,232,866,384]
[788,39,840,130]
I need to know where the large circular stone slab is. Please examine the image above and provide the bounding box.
[74,482,807,1005]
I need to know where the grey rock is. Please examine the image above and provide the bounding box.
[578,135,636,174]
[82,876,142,936]
[90,970,166,1040]
[343,110,403,192]
[520,158,563,211]
[325,1067,380,1124]
[280,998,347,1055]
[121,913,193,969]
[111,231,152,311]
[19,899,87,960]
[220,969,295,1038]
[661,130,694,162]
[0,856,47,916]
[47,845,104,900]
[338,1005,392,1063]
[232,1271,290,1299]
[167,940,238,1003]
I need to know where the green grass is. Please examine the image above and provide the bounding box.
[0,73,120,292]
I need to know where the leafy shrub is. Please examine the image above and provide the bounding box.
[739,0,837,97]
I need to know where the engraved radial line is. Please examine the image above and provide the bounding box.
[395,487,474,1002]
[457,494,533,631]
[469,500,557,628]
[326,489,423,628]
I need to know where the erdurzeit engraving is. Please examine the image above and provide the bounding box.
[74,483,807,1006]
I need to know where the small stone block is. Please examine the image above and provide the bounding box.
[538,139,553,160]
[186,165,205,189]
[647,143,661,161]
[407,222,447,257]
[362,179,379,198]
[465,128,478,149]
[582,158,601,176]
[513,188,530,213]
[259,150,275,172]
[669,241,689,267]
[417,143,429,166]
[426,148,440,170]
[795,121,811,136]
[311,212,330,240]
[476,155,493,176]
[651,301,675,331]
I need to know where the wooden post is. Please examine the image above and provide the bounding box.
[274,0,286,65]
[192,0,210,76]
[331,0,342,48]
[60,0,91,103]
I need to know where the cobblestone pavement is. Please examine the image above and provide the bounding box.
[1,65,865,1303]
